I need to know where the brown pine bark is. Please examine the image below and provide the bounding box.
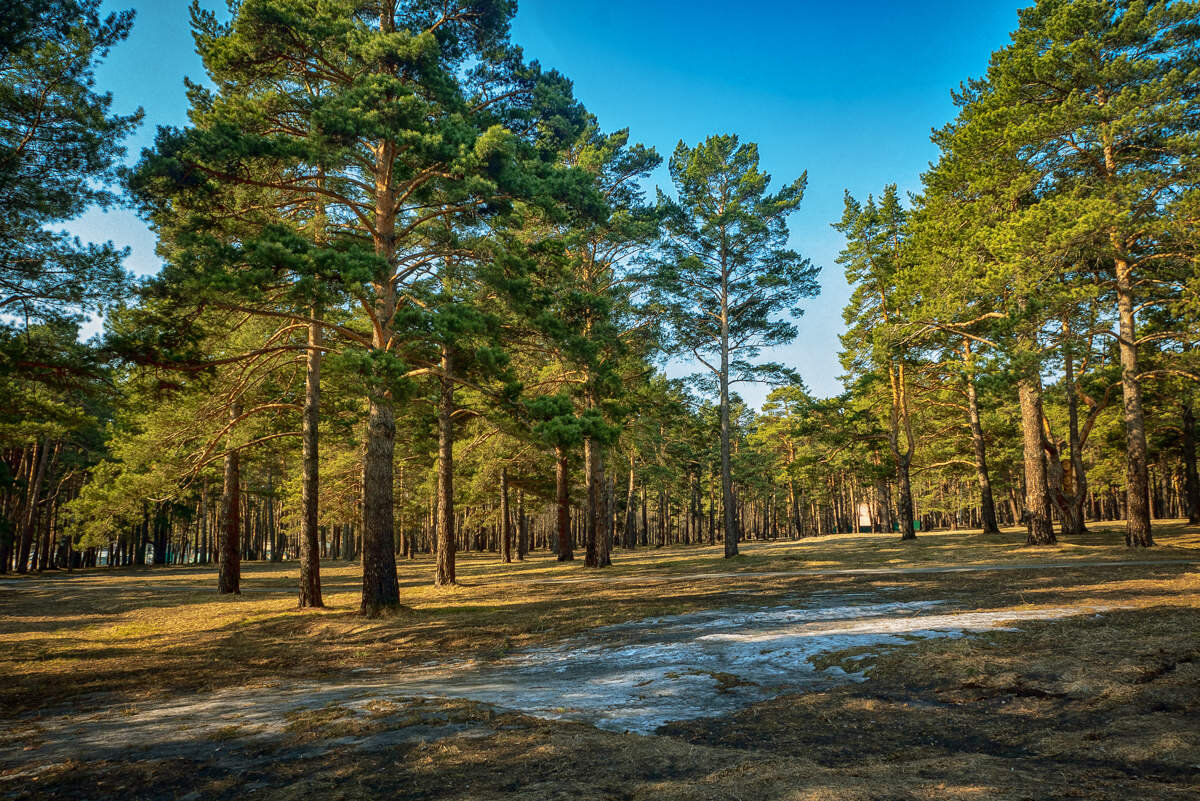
[218,403,242,594]
[298,310,324,608]
[1181,400,1199,525]
[555,447,573,561]
[500,467,512,564]
[435,359,457,585]
[15,440,50,574]
[623,453,637,549]
[358,9,403,612]
[1019,376,1056,546]
[583,437,610,568]
[963,341,1000,534]
[360,390,400,612]
[1114,256,1152,547]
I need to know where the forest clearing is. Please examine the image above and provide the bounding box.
[5,0,1200,798]
[3,523,1199,799]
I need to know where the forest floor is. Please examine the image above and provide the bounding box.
[1,520,1198,800]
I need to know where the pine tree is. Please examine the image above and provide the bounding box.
[652,135,819,557]
[0,0,140,378]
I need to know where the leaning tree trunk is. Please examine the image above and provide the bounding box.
[435,357,457,585]
[218,402,242,594]
[1018,376,1056,546]
[298,310,323,608]
[555,446,573,561]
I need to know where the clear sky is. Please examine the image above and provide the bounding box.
[73,0,1029,405]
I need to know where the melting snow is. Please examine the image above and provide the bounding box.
[9,595,1110,769]
[384,598,1103,733]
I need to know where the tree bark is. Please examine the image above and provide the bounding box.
[299,309,324,608]
[963,341,1000,534]
[15,440,49,574]
[1018,376,1056,545]
[360,390,400,612]
[435,356,457,585]
[623,453,637,549]
[218,402,242,594]
[555,446,573,561]
[1182,400,1199,525]
[1114,256,1152,546]
[583,437,610,567]
[500,467,512,564]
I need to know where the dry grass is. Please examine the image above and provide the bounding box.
[1,519,1196,714]
[1,519,1198,800]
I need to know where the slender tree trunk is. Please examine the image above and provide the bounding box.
[583,437,610,568]
[218,403,242,594]
[517,489,527,560]
[719,347,737,556]
[555,447,573,561]
[623,453,636,549]
[500,467,512,564]
[1019,376,1056,546]
[963,341,999,534]
[1061,326,1088,536]
[1114,256,1152,546]
[299,310,324,607]
[1182,400,1199,525]
[435,357,457,585]
[896,456,915,541]
[16,440,49,574]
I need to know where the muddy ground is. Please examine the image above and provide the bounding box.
[1,525,1198,800]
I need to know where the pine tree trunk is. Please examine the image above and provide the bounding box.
[963,341,1000,534]
[16,440,49,574]
[517,489,528,560]
[583,437,610,567]
[299,311,323,607]
[435,359,457,585]
[1018,376,1056,545]
[360,390,400,612]
[1061,329,1088,536]
[218,403,242,594]
[1115,256,1153,546]
[1181,400,1199,525]
[719,352,737,557]
[555,446,573,561]
[624,453,636,549]
[500,467,512,564]
[896,456,915,541]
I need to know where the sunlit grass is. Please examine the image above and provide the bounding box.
[1,519,1195,717]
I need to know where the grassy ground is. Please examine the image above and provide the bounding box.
[2,520,1198,800]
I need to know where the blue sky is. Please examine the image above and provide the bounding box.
[75,0,1028,404]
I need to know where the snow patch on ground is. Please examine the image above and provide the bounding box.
[5,595,1110,770]
[385,599,1102,732]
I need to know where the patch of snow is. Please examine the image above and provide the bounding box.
[4,595,1112,771]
